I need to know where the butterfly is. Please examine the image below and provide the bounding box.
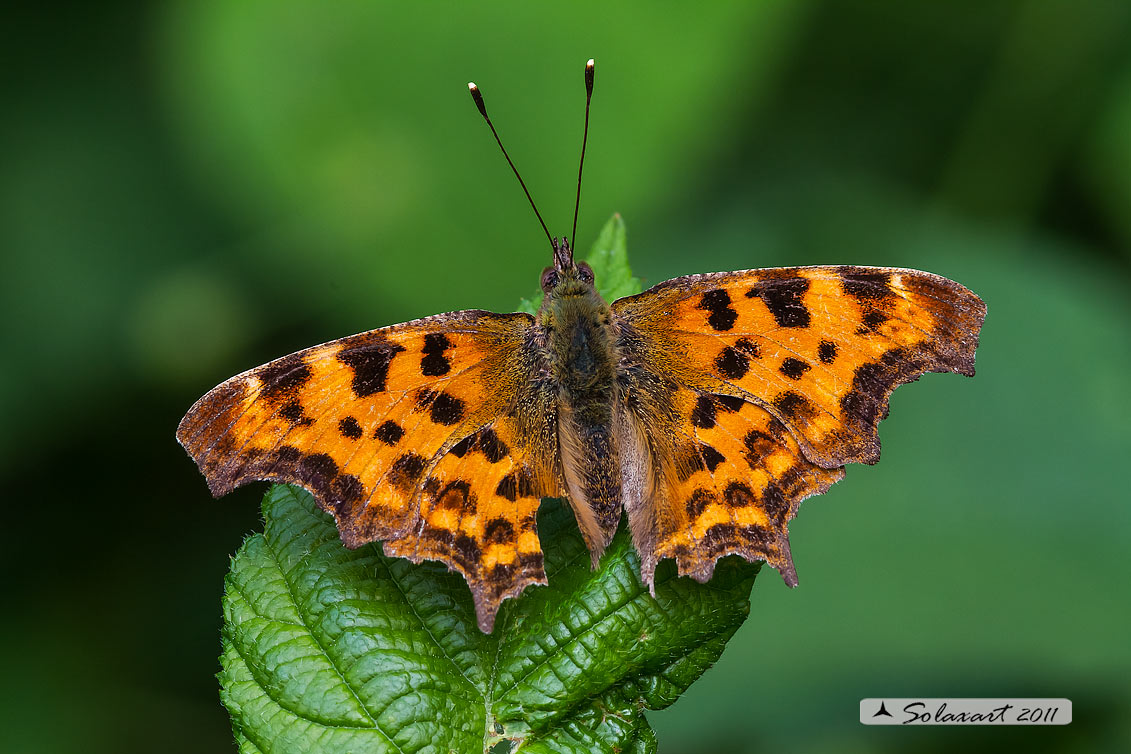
[177,61,985,633]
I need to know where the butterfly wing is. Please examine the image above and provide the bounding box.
[612,265,985,586]
[177,310,559,632]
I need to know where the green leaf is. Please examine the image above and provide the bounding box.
[584,213,641,302]
[219,217,759,752]
[517,214,640,315]
[222,486,758,754]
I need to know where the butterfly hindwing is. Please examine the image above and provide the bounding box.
[628,386,844,586]
[613,265,984,586]
[382,416,553,631]
[176,309,559,631]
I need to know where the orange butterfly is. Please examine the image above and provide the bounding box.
[178,61,985,632]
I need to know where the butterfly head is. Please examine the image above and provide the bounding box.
[540,237,595,298]
[537,236,603,329]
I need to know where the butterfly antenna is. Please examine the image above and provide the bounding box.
[571,59,595,251]
[468,81,554,251]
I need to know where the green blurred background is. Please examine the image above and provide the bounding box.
[3,1,1129,752]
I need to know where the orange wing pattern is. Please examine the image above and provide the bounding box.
[613,265,985,585]
[630,386,844,586]
[177,310,559,631]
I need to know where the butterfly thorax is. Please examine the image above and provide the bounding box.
[540,286,615,401]
[536,243,619,411]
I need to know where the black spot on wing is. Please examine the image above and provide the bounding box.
[374,420,404,445]
[279,400,313,425]
[484,517,515,544]
[779,357,811,380]
[477,428,509,462]
[700,444,726,471]
[715,346,750,380]
[453,533,482,567]
[761,482,788,522]
[448,434,473,457]
[420,333,452,376]
[448,427,509,462]
[496,469,537,501]
[700,523,738,550]
[694,394,746,431]
[445,427,508,463]
[722,481,756,508]
[338,337,406,397]
[714,394,746,412]
[742,429,777,467]
[686,488,718,518]
[417,389,466,426]
[696,289,738,331]
[678,443,728,481]
[338,416,363,439]
[747,275,811,328]
[733,338,761,359]
[430,392,466,425]
[738,523,776,552]
[859,309,890,334]
[840,267,894,302]
[818,340,838,364]
[258,353,311,399]
[841,267,895,333]
[774,391,817,421]
[298,453,339,490]
[276,445,302,465]
[486,563,514,584]
[692,395,717,429]
[388,452,426,491]
[235,444,367,522]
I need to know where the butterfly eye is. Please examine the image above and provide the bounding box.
[577,262,595,285]
[541,267,559,292]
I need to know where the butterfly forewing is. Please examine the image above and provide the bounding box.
[614,266,985,467]
[177,309,559,631]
